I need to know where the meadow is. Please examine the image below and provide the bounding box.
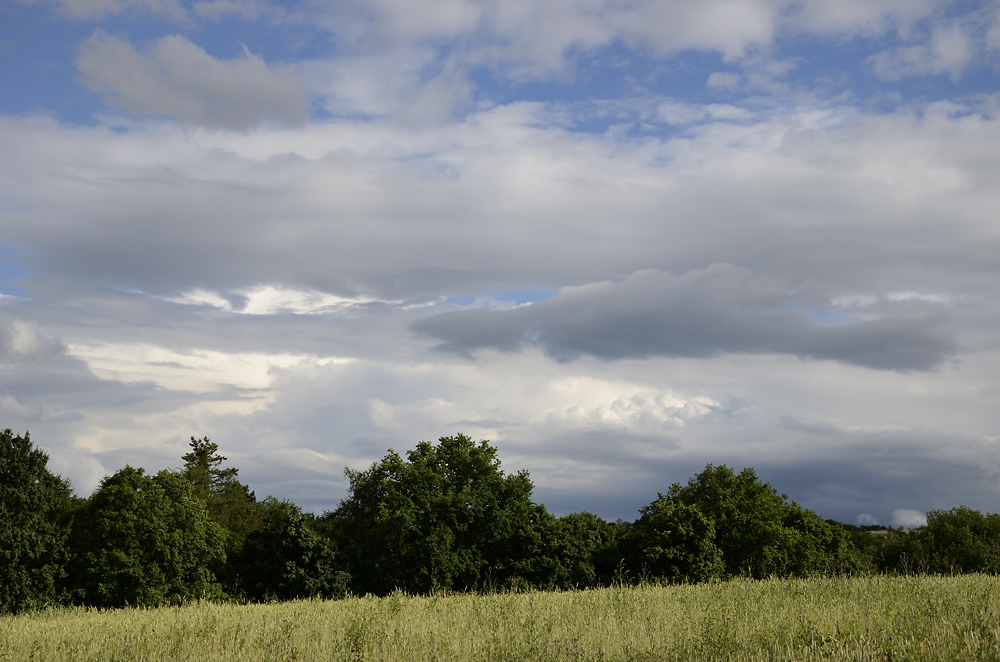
[1,575,998,661]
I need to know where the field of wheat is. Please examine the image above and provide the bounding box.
[2,574,998,661]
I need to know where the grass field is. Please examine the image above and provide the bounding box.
[2,575,998,661]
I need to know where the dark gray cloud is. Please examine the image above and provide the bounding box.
[412,264,957,371]
[761,418,1000,524]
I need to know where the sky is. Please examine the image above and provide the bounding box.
[2,0,1000,528]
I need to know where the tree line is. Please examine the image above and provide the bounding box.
[2,428,998,614]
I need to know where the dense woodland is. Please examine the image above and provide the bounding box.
[2,428,999,614]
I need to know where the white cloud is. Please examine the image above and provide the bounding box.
[76,32,307,129]
[25,0,186,20]
[869,23,976,81]
[66,342,352,394]
[856,513,879,526]
[295,0,950,104]
[163,286,383,316]
[891,508,927,528]
[533,379,721,430]
[5,52,1000,518]
[707,71,742,89]
[0,317,63,363]
[788,0,937,36]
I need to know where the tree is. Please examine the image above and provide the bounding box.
[918,506,1000,574]
[180,436,264,584]
[0,430,72,614]
[629,498,724,583]
[327,433,538,594]
[781,504,855,576]
[523,509,622,590]
[660,464,849,578]
[233,498,347,601]
[68,466,226,608]
[182,436,238,501]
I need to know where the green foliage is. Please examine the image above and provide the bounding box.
[780,504,856,576]
[920,506,1000,574]
[629,498,724,582]
[181,436,239,501]
[657,464,851,578]
[233,498,347,601]
[663,464,789,577]
[234,498,349,601]
[0,429,72,614]
[205,477,265,558]
[865,506,1000,575]
[179,437,265,591]
[329,433,538,594]
[68,466,227,608]
[519,508,621,590]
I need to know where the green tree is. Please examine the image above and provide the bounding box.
[181,436,239,501]
[781,504,855,576]
[0,429,72,614]
[628,498,724,583]
[68,466,226,608]
[180,436,264,585]
[234,498,347,601]
[918,506,1000,574]
[660,464,848,578]
[523,509,621,590]
[328,433,537,594]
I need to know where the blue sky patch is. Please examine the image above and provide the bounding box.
[0,245,31,297]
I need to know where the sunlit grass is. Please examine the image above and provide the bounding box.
[2,575,998,660]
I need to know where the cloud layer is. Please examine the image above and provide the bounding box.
[2,0,1000,526]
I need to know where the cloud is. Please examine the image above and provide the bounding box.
[0,393,43,419]
[303,53,473,124]
[856,513,879,526]
[869,22,976,81]
[191,0,273,21]
[657,101,752,125]
[23,0,186,20]
[788,0,938,36]
[5,28,1000,525]
[294,0,949,109]
[706,71,742,90]
[0,317,63,363]
[891,508,927,528]
[76,32,308,129]
[411,264,957,371]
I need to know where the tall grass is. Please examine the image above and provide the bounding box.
[2,575,998,661]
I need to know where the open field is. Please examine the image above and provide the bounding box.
[2,575,998,661]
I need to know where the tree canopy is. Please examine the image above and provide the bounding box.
[658,464,852,578]
[0,429,72,614]
[182,436,239,500]
[327,433,538,594]
[7,427,1000,612]
[233,498,347,601]
[68,466,226,608]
